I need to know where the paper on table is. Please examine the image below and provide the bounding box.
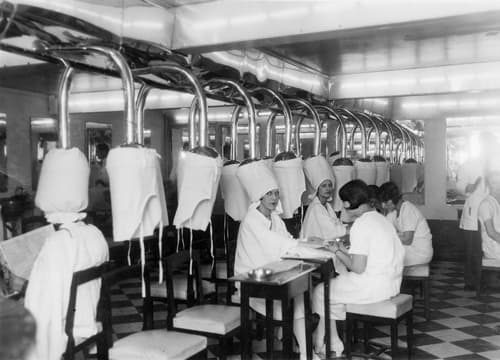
[0,225,55,280]
[261,259,302,273]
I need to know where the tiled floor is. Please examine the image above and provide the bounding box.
[110,261,500,359]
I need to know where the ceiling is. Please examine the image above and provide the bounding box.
[2,0,500,121]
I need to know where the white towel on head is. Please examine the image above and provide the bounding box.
[173,151,222,230]
[107,147,169,241]
[35,148,89,214]
[355,160,377,185]
[220,163,249,221]
[303,155,335,199]
[332,165,355,212]
[402,162,418,193]
[375,161,390,186]
[272,157,305,219]
[390,164,403,190]
[237,159,278,203]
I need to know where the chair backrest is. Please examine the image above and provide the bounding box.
[64,262,109,359]
[163,250,204,328]
[21,216,48,234]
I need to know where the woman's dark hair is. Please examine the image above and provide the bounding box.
[339,179,370,210]
[378,181,402,204]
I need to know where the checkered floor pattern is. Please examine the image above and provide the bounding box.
[109,261,500,359]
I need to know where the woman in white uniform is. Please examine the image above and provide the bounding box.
[478,168,500,260]
[301,156,347,273]
[301,156,346,241]
[235,159,323,360]
[379,181,433,266]
[312,179,405,357]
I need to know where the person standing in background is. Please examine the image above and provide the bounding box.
[457,133,497,290]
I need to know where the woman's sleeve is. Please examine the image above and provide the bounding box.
[399,203,419,232]
[348,220,369,255]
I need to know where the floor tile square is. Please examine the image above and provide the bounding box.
[478,349,500,359]
[419,342,471,358]
[462,314,500,325]
[452,339,500,353]
[433,317,479,328]
[482,334,500,345]
[443,354,489,360]
[458,325,499,337]
[426,329,475,342]
[440,307,480,317]
[445,298,483,307]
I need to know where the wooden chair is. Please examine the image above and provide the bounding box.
[62,263,108,360]
[476,223,500,296]
[345,294,414,360]
[401,263,431,321]
[20,215,48,233]
[63,262,208,360]
[102,263,208,360]
[161,250,240,360]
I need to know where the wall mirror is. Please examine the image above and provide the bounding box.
[30,117,57,191]
[446,116,500,204]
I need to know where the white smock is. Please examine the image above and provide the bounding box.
[301,196,347,273]
[272,157,306,219]
[375,161,390,186]
[401,162,418,193]
[313,210,404,312]
[234,203,319,320]
[107,147,169,241]
[478,195,500,259]
[386,201,433,266]
[24,222,109,360]
[220,163,249,221]
[354,160,377,185]
[390,164,403,191]
[457,158,489,231]
[173,151,222,230]
[332,165,355,212]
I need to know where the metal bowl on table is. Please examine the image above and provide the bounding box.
[248,267,274,281]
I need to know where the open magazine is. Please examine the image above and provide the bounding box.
[0,224,55,281]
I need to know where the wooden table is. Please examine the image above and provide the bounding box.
[282,256,337,358]
[229,261,317,360]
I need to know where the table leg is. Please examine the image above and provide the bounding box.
[324,275,331,358]
[282,296,294,359]
[241,286,251,360]
[304,289,313,360]
[266,298,274,359]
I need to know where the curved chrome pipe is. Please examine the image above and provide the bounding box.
[57,65,74,149]
[336,108,367,158]
[391,121,408,161]
[357,112,381,156]
[188,98,199,149]
[230,106,243,160]
[394,139,403,164]
[135,84,151,145]
[206,79,257,158]
[249,87,292,152]
[134,64,208,147]
[314,105,348,158]
[265,112,278,157]
[287,98,321,156]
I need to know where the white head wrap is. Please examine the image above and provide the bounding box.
[303,155,335,199]
[236,160,279,203]
[35,148,90,224]
[220,163,250,221]
[355,160,377,185]
[272,157,305,219]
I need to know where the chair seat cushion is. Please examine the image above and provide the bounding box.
[403,263,430,277]
[200,261,228,279]
[346,293,413,319]
[150,275,215,299]
[173,304,240,335]
[109,329,206,360]
[482,258,500,268]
